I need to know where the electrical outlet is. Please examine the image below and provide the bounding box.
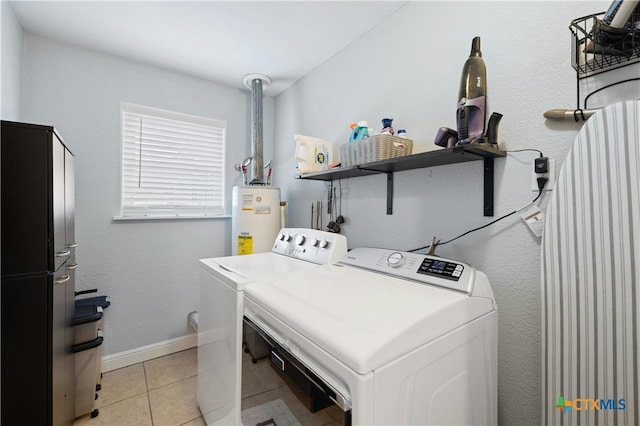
[532,158,556,191]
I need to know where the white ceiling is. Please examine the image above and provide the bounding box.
[9,1,407,96]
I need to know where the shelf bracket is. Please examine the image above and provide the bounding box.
[484,157,494,216]
[387,172,393,215]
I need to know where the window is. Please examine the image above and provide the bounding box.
[119,103,226,218]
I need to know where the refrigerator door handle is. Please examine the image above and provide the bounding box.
[55,275,70,285]
[55,249,71,258]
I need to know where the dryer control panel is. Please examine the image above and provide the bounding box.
[417,258,465,280]
[339,247,475,294]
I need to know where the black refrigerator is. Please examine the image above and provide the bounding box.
[1,120,76,426]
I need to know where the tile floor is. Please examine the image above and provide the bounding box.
[74,346,344,426]
[74,348,202,426]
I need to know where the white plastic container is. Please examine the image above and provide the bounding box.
[294,134,332,174]
[231,186,281,255]
[73,332,103,418]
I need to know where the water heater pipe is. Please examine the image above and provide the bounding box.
[243,73,271,185]
[187,311,198,332]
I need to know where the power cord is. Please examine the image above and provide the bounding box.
[506,148,545,158]
[410,176,548,253]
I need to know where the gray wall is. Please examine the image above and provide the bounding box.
[21,34,275,355]
[1,0,23,120]
[272,2,638,425]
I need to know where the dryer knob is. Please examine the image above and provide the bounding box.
[295,235,306,246]
[310,237,319,247]
[319,239,328,248]
[387,252,405,268]
[282,234,291,242]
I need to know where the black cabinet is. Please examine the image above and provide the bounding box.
[1,120,76,426]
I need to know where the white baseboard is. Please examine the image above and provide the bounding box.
[101,333,197,372]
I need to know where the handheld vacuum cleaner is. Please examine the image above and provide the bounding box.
[457,36,487,144]
[434,36,502,148]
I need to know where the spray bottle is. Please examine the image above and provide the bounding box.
[456,36,487,144]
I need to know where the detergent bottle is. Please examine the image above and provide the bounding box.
[294,134,332,174]
[349,121,369,142]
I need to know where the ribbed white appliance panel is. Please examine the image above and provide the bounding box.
[542,100,640,425]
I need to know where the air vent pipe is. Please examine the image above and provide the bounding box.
[243,73,271,185]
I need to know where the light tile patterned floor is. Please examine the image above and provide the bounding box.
[74,348,203,426]
[74,347,343,426]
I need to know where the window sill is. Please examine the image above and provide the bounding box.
[112,214,231,222]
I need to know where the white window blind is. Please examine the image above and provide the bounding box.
[120,103,226,218]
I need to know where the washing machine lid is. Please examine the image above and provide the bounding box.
[244,263,495,374]
[199,228,349,291]
[200,253,315,290]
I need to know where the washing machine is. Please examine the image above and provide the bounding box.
[197,228,348,425]
[243,247,498,425]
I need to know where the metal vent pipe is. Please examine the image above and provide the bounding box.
[243,73,271,185]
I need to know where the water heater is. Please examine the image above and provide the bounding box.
[231,186,281,255]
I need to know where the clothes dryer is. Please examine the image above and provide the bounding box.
[244,247,498,425]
